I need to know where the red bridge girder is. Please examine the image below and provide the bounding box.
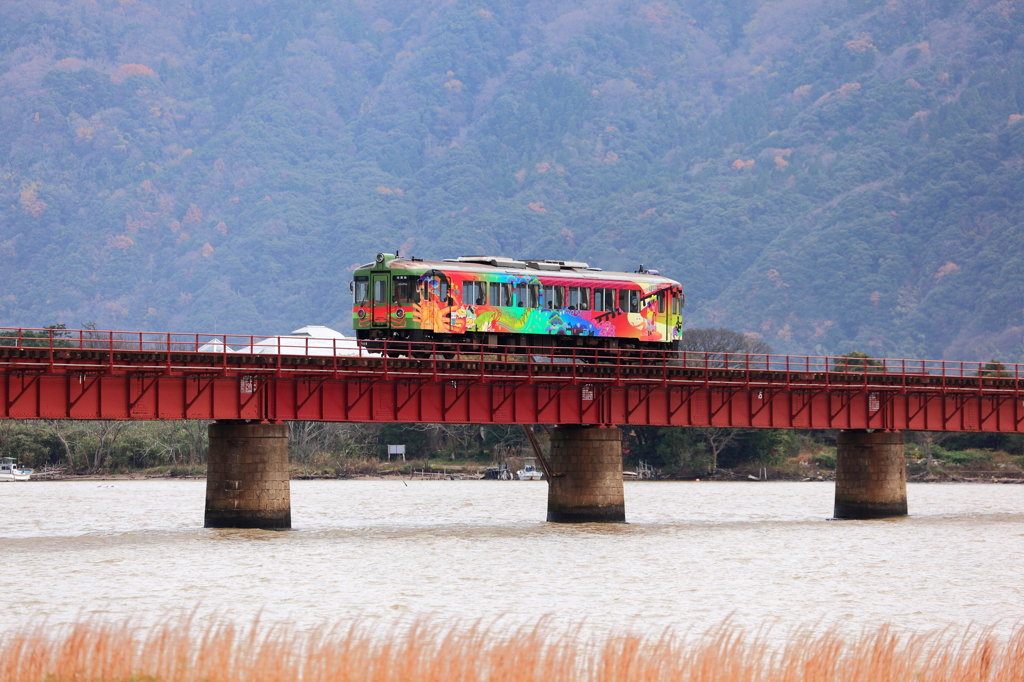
[1,329,1022,432]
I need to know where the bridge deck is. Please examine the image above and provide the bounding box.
[1,328,1021,431]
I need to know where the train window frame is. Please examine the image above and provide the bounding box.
[528,284,541,308]
[618,288,639,313]
[465,281,486,306]
[515,283,528,308]
[656,291,666,313]
[392,276,415,305]
[373,279,388,304]
[542,284,565,309]
[568,287,590,311]
[488,282,512,307]
[354,276,369,306]
[594,288,615,313]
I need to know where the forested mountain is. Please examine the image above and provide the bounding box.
[1,0,1023,360]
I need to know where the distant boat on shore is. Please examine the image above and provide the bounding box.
[517,465,543,481]
[0,457,32,482]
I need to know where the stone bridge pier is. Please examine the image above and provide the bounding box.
[205,421,291,529]
[834,429,907,519]
[546,425,626,523]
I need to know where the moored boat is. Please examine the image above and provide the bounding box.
[0,457,32,482]
[517,465,543,481]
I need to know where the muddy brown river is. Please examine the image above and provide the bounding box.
[2,479,1022,636]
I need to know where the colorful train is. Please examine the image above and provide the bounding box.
[351,254,684,354]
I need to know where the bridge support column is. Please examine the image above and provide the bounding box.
[547,426,625,523]
[205,421,291,529]
[834,430,907,519]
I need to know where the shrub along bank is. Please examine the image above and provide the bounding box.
[1,419,1021,481]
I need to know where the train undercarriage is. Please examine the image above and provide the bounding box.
[355,328,678,362]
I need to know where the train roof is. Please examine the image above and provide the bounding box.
[357,255,682,287]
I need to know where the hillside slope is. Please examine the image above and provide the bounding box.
[1,0,1022,360]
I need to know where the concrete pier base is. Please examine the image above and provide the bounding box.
[547,426,625,523]
[205,421,291,529]
[834,430,907,519]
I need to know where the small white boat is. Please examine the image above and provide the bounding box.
[517,465,544,481]
[0,457,32,482]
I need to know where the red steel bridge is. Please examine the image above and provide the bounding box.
[1,326,1022,433]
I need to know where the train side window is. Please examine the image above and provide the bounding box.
[618,289,639,313]
[528,284,540,308]
[439,281,449,304]
[515,283,527,307]
[465,281,486,306]
[543,284,564,309]
[486,282,511,307]
[354,277,369,305]
[393,277,415,304]
[655,291,665,313]
[594,288,614,312]
[568,287,590,311]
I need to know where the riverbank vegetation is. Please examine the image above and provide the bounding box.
[1,418,1021,482]
[2,617,1022,682]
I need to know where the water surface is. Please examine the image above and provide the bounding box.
[2,480,1022,635]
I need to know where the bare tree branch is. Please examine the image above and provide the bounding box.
[678,328,772,368]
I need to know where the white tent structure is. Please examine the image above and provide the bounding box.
[197,337,229,352]
[212,325,362,357]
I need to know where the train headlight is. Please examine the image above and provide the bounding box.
[396,309,405,319]
[357,309,366,319]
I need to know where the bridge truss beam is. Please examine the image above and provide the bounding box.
[0,342,1022,431]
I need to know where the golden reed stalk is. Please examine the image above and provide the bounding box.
[2,618,1023,682]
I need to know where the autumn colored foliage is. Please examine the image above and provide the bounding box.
[0,0,1023,364]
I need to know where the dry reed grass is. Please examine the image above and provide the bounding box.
[2,617,1023,682]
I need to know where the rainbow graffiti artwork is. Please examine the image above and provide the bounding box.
[353,255,684,347]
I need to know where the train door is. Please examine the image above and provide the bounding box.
[371,274,389,327]
[655,290,668,338]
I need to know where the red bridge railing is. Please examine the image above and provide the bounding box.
[1,326,1021,430]
[1,325,1020,379]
